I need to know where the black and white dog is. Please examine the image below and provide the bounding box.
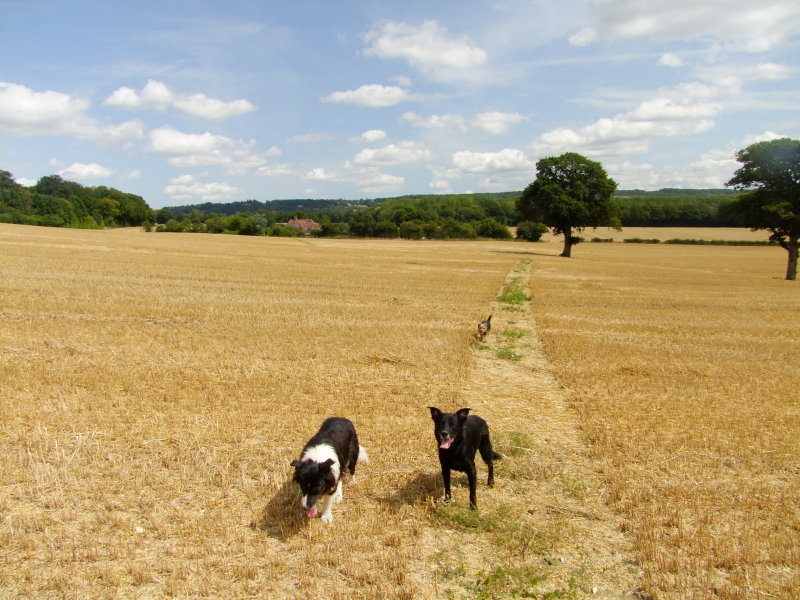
[428,407,501,509]
[290,417,369,524]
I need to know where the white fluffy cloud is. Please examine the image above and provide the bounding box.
[150,127,227,155]
[105,80,172,110]
[255,163,294,177]
[531,81,727,158]
[358,129,388,143]
[747,62,792,81]
[658,52,684,67]
[401,111,526,134]
[358,171,404,194]
[164,174,240,201]
[148,126,269,172]
[607,131,786,189]
[353,141,431,166]
[570,0,800,52]
[305,167,336,181]
[0,82,89,135]
[471,112,527,134]
[301,163,404,195]
[434,148,533,193]
[57,162,115,180]
[104,80,256,120]
[174,94,256,120]
[452,149,531,173]
[364,20,487,81]
[401,111,467,131]
[322,84,415,108]
[0,82,144,143]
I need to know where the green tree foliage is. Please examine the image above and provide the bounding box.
[518,153,619,256]
[349,209,378,237]
[0,170,32,220]
[155,208,175,224]
[158,192,518,239]
[725,137,800,280]
[373,220,400,238]
[318,215,349,237]
[613,194,741,227]
[515,221,549,241]
[0,171,154,229]
[398,220,424,239]
[476,218,512,239]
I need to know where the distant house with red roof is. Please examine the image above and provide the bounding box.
[286,217,322,235]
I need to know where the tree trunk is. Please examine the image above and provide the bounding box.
[786,237,799,281]
[561,229,573,257]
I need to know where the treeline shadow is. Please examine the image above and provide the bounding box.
[491,247,559,258]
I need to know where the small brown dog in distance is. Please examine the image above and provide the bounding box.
[477,314,492,341]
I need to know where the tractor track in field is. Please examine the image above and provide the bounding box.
[413,258,642,599]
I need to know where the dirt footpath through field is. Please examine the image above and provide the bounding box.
[412,258,642,598]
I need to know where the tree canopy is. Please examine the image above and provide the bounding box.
[517,152,618,256]
[0,171,153,229]
[155,193,516,239]
[725,137,800,280]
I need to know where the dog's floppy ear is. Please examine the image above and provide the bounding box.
[290,459,303,468]
[456,408,471,421]
[319,458,335,471]
[428,406,442,421]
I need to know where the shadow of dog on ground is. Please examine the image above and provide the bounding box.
[251,477,308,540]
[382,471,442,509]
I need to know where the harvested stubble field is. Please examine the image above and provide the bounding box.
[0,223,797,600]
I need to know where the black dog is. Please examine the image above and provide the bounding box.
[290,417,368,523]
[428,407,501,509]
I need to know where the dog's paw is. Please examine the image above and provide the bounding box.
[320,512,333,524]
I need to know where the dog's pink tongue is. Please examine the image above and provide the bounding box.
[439,439,453,450]
[304,506,317,519]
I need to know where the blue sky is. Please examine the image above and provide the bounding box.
[1,0,798,209]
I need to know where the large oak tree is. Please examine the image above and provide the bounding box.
[517,152,618,257]
[725,137,800,281]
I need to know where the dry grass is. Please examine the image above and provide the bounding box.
[529,237,800,599]
[0,225,515,599]
[1,223,797,599]
[555,226,772,243]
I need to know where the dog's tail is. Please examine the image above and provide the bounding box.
[357,445,370,465]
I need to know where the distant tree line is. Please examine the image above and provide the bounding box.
[612,191,741,227]
[167,197,382,216]
[0,171,152,228]
[1,168,748,237]
[157,194,519,239]
[164,190,745,238]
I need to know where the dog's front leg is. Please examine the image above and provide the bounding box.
[441,466,452,502]
[466,464,478,509]
[319,492,335,524]
[333,479,343,504]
